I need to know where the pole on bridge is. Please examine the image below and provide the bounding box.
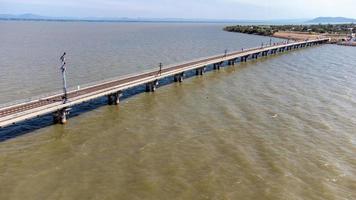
[54,52,69,124]
[158,62,163,76]
[60,52,68,104]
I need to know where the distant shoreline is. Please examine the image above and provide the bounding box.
[224,24,356,46]
[0,18,236,23]
[0,15,311,24]
[0,17,270,24]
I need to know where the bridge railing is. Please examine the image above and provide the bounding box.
[0,90,64,110]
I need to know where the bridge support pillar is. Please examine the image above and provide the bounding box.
[146,80,158,92]
[53,108,68,124]
[252,53,259,59]
[196,67,205,76]
[213,63,221,70]
[174,73,184,82]
[227,60,235,66]
[241,56,248,62]
[108,91,122,105]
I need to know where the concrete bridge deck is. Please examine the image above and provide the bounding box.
[0,38,329,128]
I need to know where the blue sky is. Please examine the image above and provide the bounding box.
[1,0,355,20]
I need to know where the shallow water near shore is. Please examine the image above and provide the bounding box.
[0,22,355,200]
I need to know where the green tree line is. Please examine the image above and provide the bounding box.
[224,24,356,36]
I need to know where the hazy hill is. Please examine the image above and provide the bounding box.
[0,13,308,24]
[308,17,356,23]
[0,13,48,19]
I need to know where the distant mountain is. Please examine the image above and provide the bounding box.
[0,14,260,23]
[0,13,331,25]
[0,13,229,22]
[0,13,271,23]
[308,17,356,23]
[0,13,49,19]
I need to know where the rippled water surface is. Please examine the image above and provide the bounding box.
[0,22,355,200]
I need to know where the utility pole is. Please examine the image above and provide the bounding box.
[60,52,68,104]
[159,62,162,76]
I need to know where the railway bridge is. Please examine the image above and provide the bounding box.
[0,38,330,128]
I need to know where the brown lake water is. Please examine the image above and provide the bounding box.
[0,21,355,200]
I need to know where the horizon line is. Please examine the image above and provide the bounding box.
[0,13,313,22]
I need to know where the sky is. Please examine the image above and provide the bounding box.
[0,0,355,20]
